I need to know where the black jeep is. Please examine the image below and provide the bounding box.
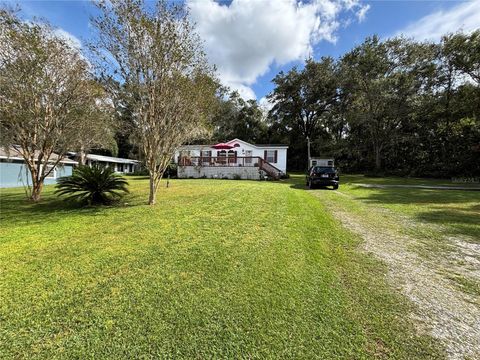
[306,166,339,189]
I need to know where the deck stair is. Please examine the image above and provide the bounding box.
[259,159,284,180]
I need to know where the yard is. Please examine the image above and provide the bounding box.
[1,175,478,358]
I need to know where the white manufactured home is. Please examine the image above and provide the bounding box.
[173,138,288,180]
[83,154,140,174]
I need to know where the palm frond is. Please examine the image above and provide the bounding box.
[55,165,129,205]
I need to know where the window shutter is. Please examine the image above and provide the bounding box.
[264,150,267,160]
[274,150,278,163]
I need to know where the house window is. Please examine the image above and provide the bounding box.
[201,150,212,165]
[43,164,56,179]
[264,150,277,163]
[245,150,252,164]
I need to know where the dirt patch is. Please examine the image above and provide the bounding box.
[317,191,480,360]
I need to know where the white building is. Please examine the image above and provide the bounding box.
[84,154,140,174]
[173,138,288,180]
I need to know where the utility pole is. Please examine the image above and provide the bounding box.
[306,136,311,170]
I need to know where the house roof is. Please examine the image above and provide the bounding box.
[178,144,213,150]
[226,138,289,149]
[178,139,288,150]
[86,153,139,164]
[0,146,78,164]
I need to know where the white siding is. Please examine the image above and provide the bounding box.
[174,139,288,172]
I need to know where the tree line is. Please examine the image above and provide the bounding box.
[213,33,480,177]
[1,0,479,206]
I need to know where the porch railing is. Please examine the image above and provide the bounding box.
[177,156,263,167]
[177,156,284,179]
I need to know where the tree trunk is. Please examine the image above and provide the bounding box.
[30,179,43,202]
[374,145,382,173]
[306,136,311,170]
[148,173,157,205]
[79,145,86,166]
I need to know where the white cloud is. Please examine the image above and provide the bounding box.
[259,96,274,112]
[396,0,480,41]
[188,0,369,99]
[54,28,82,49]
[356,4,370,23]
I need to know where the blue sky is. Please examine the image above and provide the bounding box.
[15,0,480,102]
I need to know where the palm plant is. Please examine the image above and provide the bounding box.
[55,165,129,205]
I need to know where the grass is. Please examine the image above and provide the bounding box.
[338,175,480,244]
[0,176,445,358]
[312,174,480,302]
[344,174,480,188]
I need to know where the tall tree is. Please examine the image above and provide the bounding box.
[443,30,480,86]
[0,9,110,201]
[341,36,433,172]
[268,57,338,169]
[212,91,268,143]
[91,0,219,205]
[73,81,116,165]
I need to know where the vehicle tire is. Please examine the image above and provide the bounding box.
[333,185,339,190]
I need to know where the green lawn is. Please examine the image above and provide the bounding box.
[339,175,480,246]
[0,176,444,358]
[313,174,480,301]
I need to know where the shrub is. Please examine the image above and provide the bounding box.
[55,165,129,205]
[165,163,178,178]
[232,174,241,180]
[130,168,149,176]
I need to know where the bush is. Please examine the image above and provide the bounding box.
[232,174,241,180]
[55,165,129,205]
[165,163,178,178]
[130,168,149,176]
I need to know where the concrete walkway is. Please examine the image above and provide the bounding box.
[355,183,480,191]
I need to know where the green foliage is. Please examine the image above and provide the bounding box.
[55,165,129,205]
[268,57,338,169]
[254,34,480,176]
[0,177,443,358]
[165,163,178,178]
[211,91,268,143]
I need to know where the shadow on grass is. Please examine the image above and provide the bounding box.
[414,205,480,241]
[349,186,480,240]
[352,186,479,205]
[0,191,145,227]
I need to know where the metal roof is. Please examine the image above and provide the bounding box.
[0,146,78,164]
[226,138,288,149]
[178,139,288,150]
[86,153,139,164]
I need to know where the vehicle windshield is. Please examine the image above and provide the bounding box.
[312,166,336,174]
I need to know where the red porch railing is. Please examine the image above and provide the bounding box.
[178,156,262,167]
[177,156,284,179]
